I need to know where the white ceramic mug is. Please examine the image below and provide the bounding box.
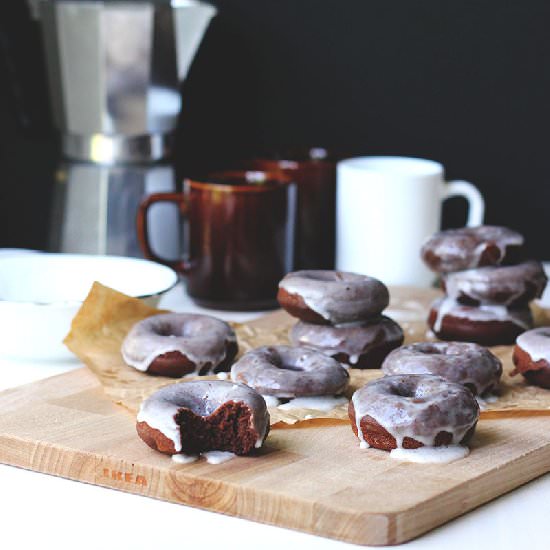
[336,156,485,287]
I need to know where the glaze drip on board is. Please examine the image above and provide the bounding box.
[171,451,236,464]
[277,395,348,411]
[390,445,469,464]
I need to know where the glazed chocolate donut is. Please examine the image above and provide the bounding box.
[277,270,389,325]
[231,345,349,398]
[122,313,238,377]
[136,380,269,455]
[290,316,404,369]
[512,328,550,389]
[443,261,547,307]
[348,374,479,451]
[421,225,524,273]
[428,297,532,346]
[382,342,502,395]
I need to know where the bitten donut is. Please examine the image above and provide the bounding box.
[443,260,547,307]
[121,313,238,377]
[512,328,550,389]
[136,380,269,455]
[277,270,389,325]
[428,297,532,346]
[348,374,479,450]
[290,316,404,369]
[421,225,524,273]
[231,345,349,398]
[382,342,502,395]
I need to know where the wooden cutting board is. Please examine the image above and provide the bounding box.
[0,365,550,546]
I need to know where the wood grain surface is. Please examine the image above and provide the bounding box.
[0,365,549,546]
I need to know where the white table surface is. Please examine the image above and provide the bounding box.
[0,282,549,550]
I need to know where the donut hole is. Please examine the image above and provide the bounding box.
[416,342,462,357]
[267,348,306,371]
[279,363,305,372]
[151,319,205,339]
[153,322,178,337]
[153,322,189,338]
[416,344,446,356]
[389,382,416,399]
[269,355,305,372]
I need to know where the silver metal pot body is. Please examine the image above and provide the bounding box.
[37,0,216,163]
[50,163,181,257]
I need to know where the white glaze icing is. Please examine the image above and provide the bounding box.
[121,313,237,374]
[432,297,456,333]
[171,451,236,464]
[443,261,547,306]
[431,297,533,333]
[137,380,269,453]
[171,453,198,464]
[475,394,498,410]
[359,441,370,449]
[421,225,524,273]
[261,395,281,407]
[202,451,236,464]
[277,395,348,411]
[516,328,550,363]
[290,316,403,366]
[382,341,502,396]
[231,345,349,398]
[389,445,469,464]
[351,374,479,449]
[279,270,389,324]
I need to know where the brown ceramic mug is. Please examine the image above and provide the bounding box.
[137,170,297,310]
[242,147,336,269]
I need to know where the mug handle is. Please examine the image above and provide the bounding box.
[137,192,189,273]
[442,180,485,226]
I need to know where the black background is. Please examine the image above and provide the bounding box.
[1,1,549,258]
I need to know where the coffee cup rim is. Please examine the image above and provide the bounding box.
[338,156,443,177]
[186,170,293,192]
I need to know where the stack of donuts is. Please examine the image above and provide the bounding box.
[421,226,547,346]
[277,270,404,368]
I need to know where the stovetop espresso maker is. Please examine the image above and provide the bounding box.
[31,0,216,256]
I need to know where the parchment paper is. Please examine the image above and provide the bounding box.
[64,283,550,428]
